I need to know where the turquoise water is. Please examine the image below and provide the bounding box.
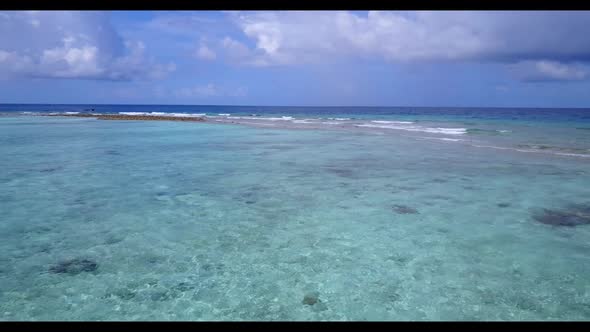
[1,114,590,320]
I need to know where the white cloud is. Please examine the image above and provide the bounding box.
[513,60,588,82]
[535,61,587,81]
[220,11,492,66]
[219,11,590,67]
[221,37,253,61]
[0,11,175,81]
[107,41,176,80]
[39,36,102,78]
[196,44,216,60]
[0,50,33,74]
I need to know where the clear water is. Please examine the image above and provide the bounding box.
[1,105,590,321]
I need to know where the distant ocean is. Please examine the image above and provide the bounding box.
[1,104,590,320]
[2,103,590,123]
[3,103,590,158]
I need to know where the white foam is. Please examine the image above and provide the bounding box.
[118,112,204,118]
[471,144,512,150]
[554,152,590,158]
[218,113,230,116]
[422,127,468,135]
[328,117,351,121]
[356,124,403,129]
[225,115,295,121]
[251,116,294,121]
[169,113,205,117]
[371,120,414,124]
[119,112,148,116]
[65,112,80,115]
[419,137,464,142]
[356,124,466,135]
[471,144,590,158]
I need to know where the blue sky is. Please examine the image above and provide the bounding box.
[1,11,590,107]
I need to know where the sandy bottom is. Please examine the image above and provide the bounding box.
[1,116,590,320]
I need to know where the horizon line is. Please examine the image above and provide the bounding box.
[1,102,590,110]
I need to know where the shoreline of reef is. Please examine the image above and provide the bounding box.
[43,113,206,122]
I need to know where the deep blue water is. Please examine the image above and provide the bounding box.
[2,104,590,125]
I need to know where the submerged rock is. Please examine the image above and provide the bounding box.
[387,253,411,265]
[104,234,124,245]
[532,204,590,227]
[39,167,61,173]
[49,258,98,275]
[150,290,172,302]
[324,167,355,178]
[392,204,419,214]
[397,186,418,191]
[302,291,320,306]
[497,202,511,208]
[302,291,328,311]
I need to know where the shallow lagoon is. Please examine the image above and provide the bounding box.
[1,115,590,320]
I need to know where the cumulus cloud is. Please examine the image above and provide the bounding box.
[195,44,216,60]
[513,60,588,82]
[0,11,175,81]
[219,37,261,65]
[219,11,590,72]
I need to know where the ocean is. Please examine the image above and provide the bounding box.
[1,104,590,320]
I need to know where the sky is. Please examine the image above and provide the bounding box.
[1,10,590,107]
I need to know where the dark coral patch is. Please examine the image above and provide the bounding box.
[302,291,320,305]
[397,186,418,191]
[532,204,590,227]
[392,204,419,214]
[324,167,355,178]
[39,167,62,173]
[49,258,98,275]
[497,203,511,208]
